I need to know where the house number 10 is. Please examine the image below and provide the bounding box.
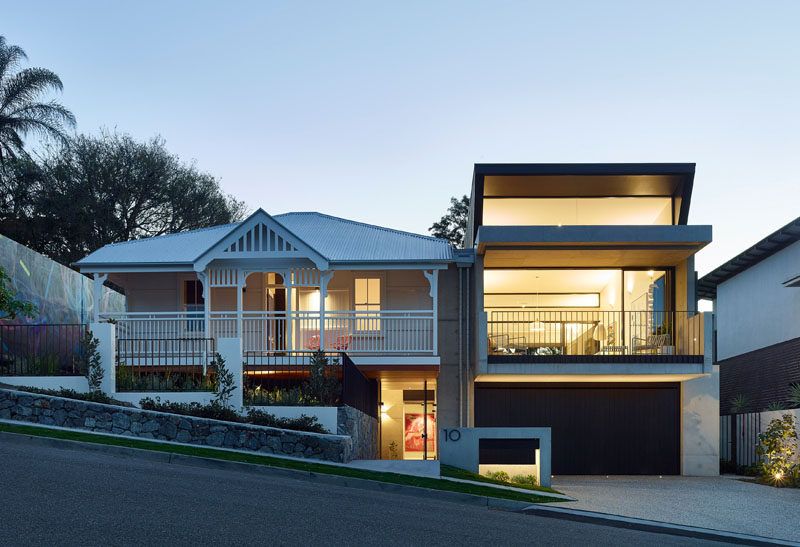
[442,429,461,442]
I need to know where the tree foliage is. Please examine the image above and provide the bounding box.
[80,330,104,393]
[0,132,247,266]
[0,265,37,319]
[0,36,75,168]
[757,413,798,484]
[429,195,469,247]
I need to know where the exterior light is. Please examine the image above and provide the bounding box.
[774,472,783,481]
[647,270,655,278]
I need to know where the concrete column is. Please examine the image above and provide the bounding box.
[217,337,243,411]
[681,364,720,476]
[90,322,115,396]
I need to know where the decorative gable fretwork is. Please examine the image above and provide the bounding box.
[193,209,329,271]
[291,268,320,287]
[223,223,300,255]
[208,267,240,288]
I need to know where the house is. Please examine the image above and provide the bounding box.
[74,163,719,475]
[465,163,717,476]
[697,215,800,415]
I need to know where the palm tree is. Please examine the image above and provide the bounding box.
[0,36,75,168]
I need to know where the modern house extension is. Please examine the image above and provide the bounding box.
[698,215,800,415]
[466,163,718,475]
[76,210,457,461]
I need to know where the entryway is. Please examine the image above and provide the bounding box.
[378,377,438,460]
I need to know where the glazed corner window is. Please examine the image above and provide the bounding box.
[184,280,205,312]
[355,277,381,330]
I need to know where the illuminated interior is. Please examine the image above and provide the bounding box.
[483,197,673,226]
[379,379,437,460]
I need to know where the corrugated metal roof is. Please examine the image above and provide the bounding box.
[76,212,454,267]
[697,215,800,299]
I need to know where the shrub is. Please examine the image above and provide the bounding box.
[138,397,328,434]
[486,470,510,482]
[757,413,798,485]
[730,393,751,414]
[765,401,786,412]
[511,474,538,487]
[81,331,104,392]
[789,383,800,409]
[10,385,132,407]
[302,351,341,405]
[209,353,235,408]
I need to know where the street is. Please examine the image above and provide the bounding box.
[0,441,719,546]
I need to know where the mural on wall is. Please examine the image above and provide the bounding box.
[0,235,126,376]
[0,234,125,325]
[404,413,436,453]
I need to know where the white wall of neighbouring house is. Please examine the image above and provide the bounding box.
[716,240,800,360]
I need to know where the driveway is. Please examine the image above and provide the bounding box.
[549,475,800,543]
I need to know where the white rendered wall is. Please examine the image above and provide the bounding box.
[681,365,719,476]
[716,240,800,360]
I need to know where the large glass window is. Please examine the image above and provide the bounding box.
[483,197,673,226]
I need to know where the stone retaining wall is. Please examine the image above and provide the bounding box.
[0,388,353,463]
[337,406,379,460]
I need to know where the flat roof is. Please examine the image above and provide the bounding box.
[467,163,697,245]
[697,215,800,299]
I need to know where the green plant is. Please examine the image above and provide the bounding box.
[81,331,104,393]
[789,383,800,409]
[730,393,751,414]
[388,441,400,460]
[765,401,786,412]
[26,354,58,375]
[302,351,341,405]
[0,265,37,319]
[209,353,235,408]
[757,413,798,486]
[485,470,510,482]
[511,474,538,487]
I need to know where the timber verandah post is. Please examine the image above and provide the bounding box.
[423,270,439,354]
[319,270,333,352]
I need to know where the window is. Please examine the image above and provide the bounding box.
[183,279,205,332]
[355,277,381,330]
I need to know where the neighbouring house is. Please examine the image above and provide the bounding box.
[63,162,718,475]
[466,163,717,476]
[697,215,800,415]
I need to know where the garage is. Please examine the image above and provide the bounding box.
[474,383,680,475]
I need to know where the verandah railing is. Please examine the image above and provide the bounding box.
[115,337,216,392]
[104,310,435,355]
[0,323,88,376]
[488,310,703,357]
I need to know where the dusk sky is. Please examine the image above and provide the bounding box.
[5,1,799,275]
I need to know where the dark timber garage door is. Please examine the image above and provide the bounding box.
[475,383,680,475]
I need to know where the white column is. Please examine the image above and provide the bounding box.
[217,337,243,411]
[91,322,115,395]
[283,269,293,351]
[424,269,439,355]
[236,270,245,338]
[319,270,333,352]
[197,269,211,374]
[92,273,108,323]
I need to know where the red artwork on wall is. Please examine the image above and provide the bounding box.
[404,413,435,452]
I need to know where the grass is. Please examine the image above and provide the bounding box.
[440,464,561,494]
[0,422,565,504]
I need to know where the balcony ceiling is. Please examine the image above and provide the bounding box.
[484,246,703,268]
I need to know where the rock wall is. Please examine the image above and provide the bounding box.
[337,405,378,460]
[0,388,353,463]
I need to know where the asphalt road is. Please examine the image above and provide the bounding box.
[0,441,721,546]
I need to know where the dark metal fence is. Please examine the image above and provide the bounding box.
[244,351,378,418]
[720,412,762,468]
[342,353,378,419]
[115,338,216,392]
[0,323,88,376]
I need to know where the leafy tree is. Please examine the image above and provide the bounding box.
[0,265,37,319]
[0,36,75,169]
[429,195,469,247]
[0,132,247,265]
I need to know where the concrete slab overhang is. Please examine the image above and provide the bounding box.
[477,225,711,268]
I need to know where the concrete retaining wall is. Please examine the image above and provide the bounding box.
[0,388,354,463]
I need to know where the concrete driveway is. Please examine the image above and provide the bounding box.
[549,475,800,543]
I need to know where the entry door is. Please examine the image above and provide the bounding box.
[475,383,680,475]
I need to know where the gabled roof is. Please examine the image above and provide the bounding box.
[75,211,454,268]
[697,215,800,299]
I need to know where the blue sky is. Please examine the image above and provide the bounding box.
[5,1,799,275]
